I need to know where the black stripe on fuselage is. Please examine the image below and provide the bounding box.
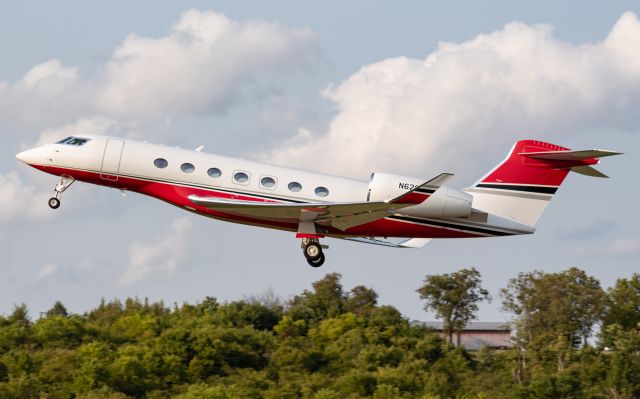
[388,215,513,236]
[475,183,558,194]
[414,188,436,194]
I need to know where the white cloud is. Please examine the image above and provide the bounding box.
[1,60,86,129]
[264,12,640,180]
[35,263,58,280]
[575,237,640,258]
[21,60,78,90]
[97,10,315,119]
[0,171,54,222]
[119,217,191,285]
[0,9,316,136]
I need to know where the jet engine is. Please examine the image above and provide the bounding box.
[368,172,473,218]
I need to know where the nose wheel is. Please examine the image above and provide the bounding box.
[48,197,61,209]
[48,176,75,209]
[301,238,328,267]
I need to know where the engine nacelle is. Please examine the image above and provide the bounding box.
[368,172,473,218]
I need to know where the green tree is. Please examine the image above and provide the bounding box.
[33,315,86,348]
[288,273,346,322]
[46,301,69,318]
[73,342,114,393]
[215,300,282,331]
[0,304,33,352]
[501,267,607,376]
[345,285,378,316]
[601,273,640,348]
[417,268,491,345]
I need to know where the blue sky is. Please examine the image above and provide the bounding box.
[1,1,638,322]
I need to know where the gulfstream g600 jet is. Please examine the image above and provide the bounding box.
[16,136,619,267]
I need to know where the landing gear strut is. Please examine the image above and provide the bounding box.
[301,238,328,267]
[48,176,75,209]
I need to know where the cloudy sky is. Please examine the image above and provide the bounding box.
[1,1,638,322]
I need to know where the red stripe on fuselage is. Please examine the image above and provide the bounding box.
[391,192,430,204]
[31,164,482,239]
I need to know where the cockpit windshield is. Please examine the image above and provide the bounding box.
[56,136,91,146]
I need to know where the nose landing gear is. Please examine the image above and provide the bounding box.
[301,238,328,267]
[48,176,75,209]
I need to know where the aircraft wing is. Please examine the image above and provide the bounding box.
[189,173,453,231]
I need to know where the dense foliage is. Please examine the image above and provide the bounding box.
[0,270,638,398]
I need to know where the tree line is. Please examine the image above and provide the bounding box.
[0,268,638,398]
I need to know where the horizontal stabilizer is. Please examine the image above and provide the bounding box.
[570,165,608,178]
[519,149,622,161]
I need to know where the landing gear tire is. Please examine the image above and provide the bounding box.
[48,197,60,209]
[307,252,325,267]
[303,242,322,260]
[49,176,74,210]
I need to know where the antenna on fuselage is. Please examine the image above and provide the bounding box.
[195,145,204,152]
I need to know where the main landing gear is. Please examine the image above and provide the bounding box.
[48,176,75,209]
[301,238,328,267]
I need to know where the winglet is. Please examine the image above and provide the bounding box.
[389,173,453,205]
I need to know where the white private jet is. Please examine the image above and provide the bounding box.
[16,135,620,267]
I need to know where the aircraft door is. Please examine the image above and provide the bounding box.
[100,138,125,181]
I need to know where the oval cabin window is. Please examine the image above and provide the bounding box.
[154,158,168,168]
[181,163,195,173]
[288,182,302,192]
[207,168,222,178]
[260,176,276,189]
[233,171,250,184]
[315,186,329,197]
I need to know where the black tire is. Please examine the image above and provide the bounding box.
[307,252,325,267]
[48,197,60,209]
[303,242,322,260]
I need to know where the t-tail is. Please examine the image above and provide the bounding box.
[465,140,621,227]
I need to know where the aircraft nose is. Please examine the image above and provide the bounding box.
[16,148,40,165]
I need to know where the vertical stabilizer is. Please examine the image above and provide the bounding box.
[465,140,619,226]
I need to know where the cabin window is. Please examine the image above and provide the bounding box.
[207,167,222,178]
[260,176,277,189]
[233,171,250,184]
[315,186,329,197]
[288,182,302,192]
[154,158,168,168]
[181,163,195,173]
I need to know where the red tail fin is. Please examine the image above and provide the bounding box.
[468,140,619,226]
[476,140,579,190]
